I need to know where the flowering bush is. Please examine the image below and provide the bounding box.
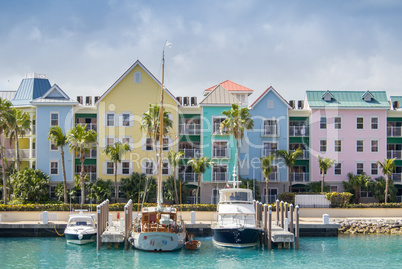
[325,192,352,208]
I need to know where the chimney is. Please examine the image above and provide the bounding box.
[176,96,183,105]
[191,97,197,106]
[183,97,189,106]
[94,96,100,103]
[393,100,400,110]
[289,100,295,109]
[298,100,304,109]
[77,96,83,105]
[85,96,92,105]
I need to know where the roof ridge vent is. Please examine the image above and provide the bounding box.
[25,73,46,79]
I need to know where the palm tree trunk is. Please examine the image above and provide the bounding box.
[289,166,293,193]
[173,166,178,204]
[236,138,240,182]
[114,162,118,203]
[385,175,389,203]
[15,128,20,171]
[60,146,67,203]
[80,151,85,206]
[0,132,7,204]
[266,178,269,204]
[195,173,200,205]
[321,169,325,193]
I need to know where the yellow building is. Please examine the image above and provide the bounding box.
[95,60,179,196]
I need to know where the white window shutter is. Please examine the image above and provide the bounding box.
[117,162,122,175]
[102,162,107,175]
[116,114,121,127]
[103,138,106,148]
[130,137,134,149]
[130,113,134,127]
[168,163,173,175]
[153,160,157,175]
[129,161,133,174]
[142,138,146,151]
[103,114,106,127]
[141,161,146,174]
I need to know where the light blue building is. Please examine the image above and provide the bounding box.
[239,86,290,203]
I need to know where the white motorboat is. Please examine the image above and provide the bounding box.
[64,211,96,245]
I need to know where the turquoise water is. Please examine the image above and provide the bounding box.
[0,235,401,268]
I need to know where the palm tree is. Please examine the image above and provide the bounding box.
[67,124,97,205]
[220,103,253,182]
[261,154,275,203]
[317,156,335,192]
[275,149,303,193]
[8,108,31,171]
[188,157,214,204]
[167,149,184,204]
[48,126,68,203]
[377,158,396,203]
[103,141,131,203]
[343,173,371,203]
[0,98,13,204]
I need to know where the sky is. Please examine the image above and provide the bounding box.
[1,0,402,104]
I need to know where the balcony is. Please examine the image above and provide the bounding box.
[24,126,36,136]
[212,172,228,182]
[4,149,33,159]
[387,126,402,137]
[179,124,200,135]
[262,126,278,136]
[267,172,279,182]
[75,172,97,182]
[179,148,201,159]
[290,149,309,159]
[289,126,309,137]
[212,148,229,158]
[76,123,97,132]
[262,149,276,157]
[179,172,197,182]
[76,149,97,159]
[292,172,309,182]
[387,150,401,159]
[391,173,402,183]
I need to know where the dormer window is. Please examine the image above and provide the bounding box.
[322,91,333,101]
[362,91,373,102]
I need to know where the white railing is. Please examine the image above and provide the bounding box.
[289,126,309,137]
[263,125,278,136]
[263,172,279,182]
[76,123,97,132]
[292,172,309,182]
[76,149,97,159]
[213,123,227,135]
[212,147,229,158]
[295,194,331,208]
[179,148,201,159]
[212,172,228,182]
[387,126,402,137]
[75,172,97,182]
[4,149,33,159]
[262,149,276,157]
[391,173,402,183]
[179,124,201,135]
[387,150,402,159]
[179,172,197,182]
[290,149,309,159]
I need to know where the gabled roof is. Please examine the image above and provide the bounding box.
[321,90,334,101]
[306,91,390,108]
[249,86,291,109]
[95,60,180,106]
[31,84,78,105]
[12,77,51,106]
[199,84,241,106]
[203,80,253,95]
[0,91,17,101]
[362,90,374,101]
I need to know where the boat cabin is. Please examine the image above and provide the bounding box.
[67,215,95,227]
[135,206,181,233]
[219,188,253,204]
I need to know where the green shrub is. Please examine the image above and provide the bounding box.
[10,168,49,203]
[278,192,295,204]
[346,203,402,208]
[325,192,352,208]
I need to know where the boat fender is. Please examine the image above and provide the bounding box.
[117,212,120,220]
[78,233,83,240]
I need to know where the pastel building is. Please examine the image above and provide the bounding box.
[305,91,389,195]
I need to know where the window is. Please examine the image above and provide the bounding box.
[145,161,154,175]
[320,117,327,129]
[267,100,274,109]
[371,117,378,130]
[122,161,130,175]
[320,140,327,152]
[334,140,342,152]
[263,142,278,157]
[106,113,115,127]
[107,162,114,175]
[319,169,327,175]
[212,165,228,182]
[106,137,114,146]
[50,141,58,151]
[334,117,342,129]
[263,119,278,136]
[334,163,342,175]
[163,138,169,151]
[361,187,373,198]
[146,138,153,151]
[356,117,364,129]
[356,162,364,175]
[50,113,59,126]
[121,137,130,146]
[162,162,169,175]
[122,113,130,127]
[371,140,378,152]
[50,161,58,175]
[356,140,364,152]
[212,141,229,158]
[213,117,226,134]
[330,186,338,192]
[371,163,378,175]
[134,71,141,83]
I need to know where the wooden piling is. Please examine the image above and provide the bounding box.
[96,200,110,250]
[268,205,272,250]
[290,204,294,247]
[263,204,268,247]
[295,205,299,250]
[275,200,279,226]
[124,199,133,250]
[97,205,101,250]
[280,201,284,228]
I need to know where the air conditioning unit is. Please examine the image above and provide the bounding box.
[86,96,92,105]
[191,97,197,106]
[77,96,83,105]
[289,100,295,109]
[183,97,189,106]
[298,100,304,109]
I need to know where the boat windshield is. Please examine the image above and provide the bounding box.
[220,190,252,203]
[68,217,94,226]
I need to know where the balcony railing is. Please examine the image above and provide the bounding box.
[212,148,229,158]
[290,149,309,159]
[263,172,279,182]
[76,123,97,132]
[391,173,402,183]
[179,124,201,135]
[179,172,197,182]
[4,149,33,159]
[212,172,228,182]
[75,172,97,182]
[387,126,402,137]
[292,172,309,182]
[24,126,36,136]
[263,126,278,136]
[387,150,401,159]
[262,149,276,157]
[76,149,97,159]
[213,123,227,135]
[179,148,200,159]
[289,126,309,137]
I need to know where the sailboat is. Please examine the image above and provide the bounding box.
[128,42,187,252]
